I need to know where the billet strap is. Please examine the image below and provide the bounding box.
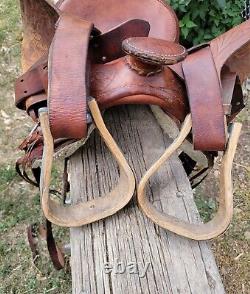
[48,14,93,140]
[45,220,65,270]
[182,47,226,151]
[27,221,64,270]
[39,98,135,227]
[15,55,48,109]
[138,114,242,240]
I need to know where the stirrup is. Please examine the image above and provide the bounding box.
[39,98,135,227]
[138,114,242,240]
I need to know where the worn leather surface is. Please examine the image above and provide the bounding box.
[15,55,48,109]
[16,56,188,123]
[20,0,59,70]
[59,0,179,42]
[91,57,188,121]
[16,0,248,149]
[123,37,187,65]
[210,19,250,81]
[182,47,226,151]
[48,14,93,139]
[15,19,151,110]
[91,19,150,63]
[14,0,248,266]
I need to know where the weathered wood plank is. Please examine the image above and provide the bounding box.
[69,105,224,294]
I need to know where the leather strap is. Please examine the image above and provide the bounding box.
[15,19,150,111]
[182,47,226,151]
[92,19,150,63]
[27,221,65,270]
[15,56,48,109]
[48,14,93,139]
[45,220,65,270]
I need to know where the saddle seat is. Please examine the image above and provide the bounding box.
[59,0,179,41]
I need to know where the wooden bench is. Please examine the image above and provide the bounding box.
[69,106,224,294]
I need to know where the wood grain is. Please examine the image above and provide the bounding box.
[69,105,224,294]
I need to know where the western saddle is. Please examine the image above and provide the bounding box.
[14,0,249,268]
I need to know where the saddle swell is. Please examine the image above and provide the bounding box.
[15,0,248,241]
[91,58,188,121]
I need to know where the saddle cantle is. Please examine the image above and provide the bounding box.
[14,0,248,244]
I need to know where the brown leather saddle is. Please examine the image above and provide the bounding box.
[15,0,249,243]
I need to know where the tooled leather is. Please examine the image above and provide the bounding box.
[15,19,150,110]
[182,47,226,151]
[18,0,180,142]
[122,37,187,65]
[17,0,248,151]
[48,14,93,139]
[16,56,188,123]
[91,57,188,121]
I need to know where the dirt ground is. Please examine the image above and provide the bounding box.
[0,1,249,293]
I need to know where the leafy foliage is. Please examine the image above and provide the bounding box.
[167,0,244,46]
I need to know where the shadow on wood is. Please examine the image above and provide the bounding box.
[69,105,224,294]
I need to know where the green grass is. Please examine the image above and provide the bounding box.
[194,193,217,222]
[0,0,21,88]
[0,165,16,187]
[0,235,71,294]
[0,2,71,291]
[0,0,21,44]
[0,163,71,293]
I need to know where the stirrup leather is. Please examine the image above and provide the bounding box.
[39,98,135,227]
[138,114,242,240]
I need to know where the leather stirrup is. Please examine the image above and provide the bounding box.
[138,114,242,240]
[39,98,135,227]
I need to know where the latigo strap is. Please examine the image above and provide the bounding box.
[182,47,226,151]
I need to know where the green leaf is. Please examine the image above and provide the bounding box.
[167,0,244,47]
[186,20,197,28]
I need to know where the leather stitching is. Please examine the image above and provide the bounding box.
[124,39,186,58]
